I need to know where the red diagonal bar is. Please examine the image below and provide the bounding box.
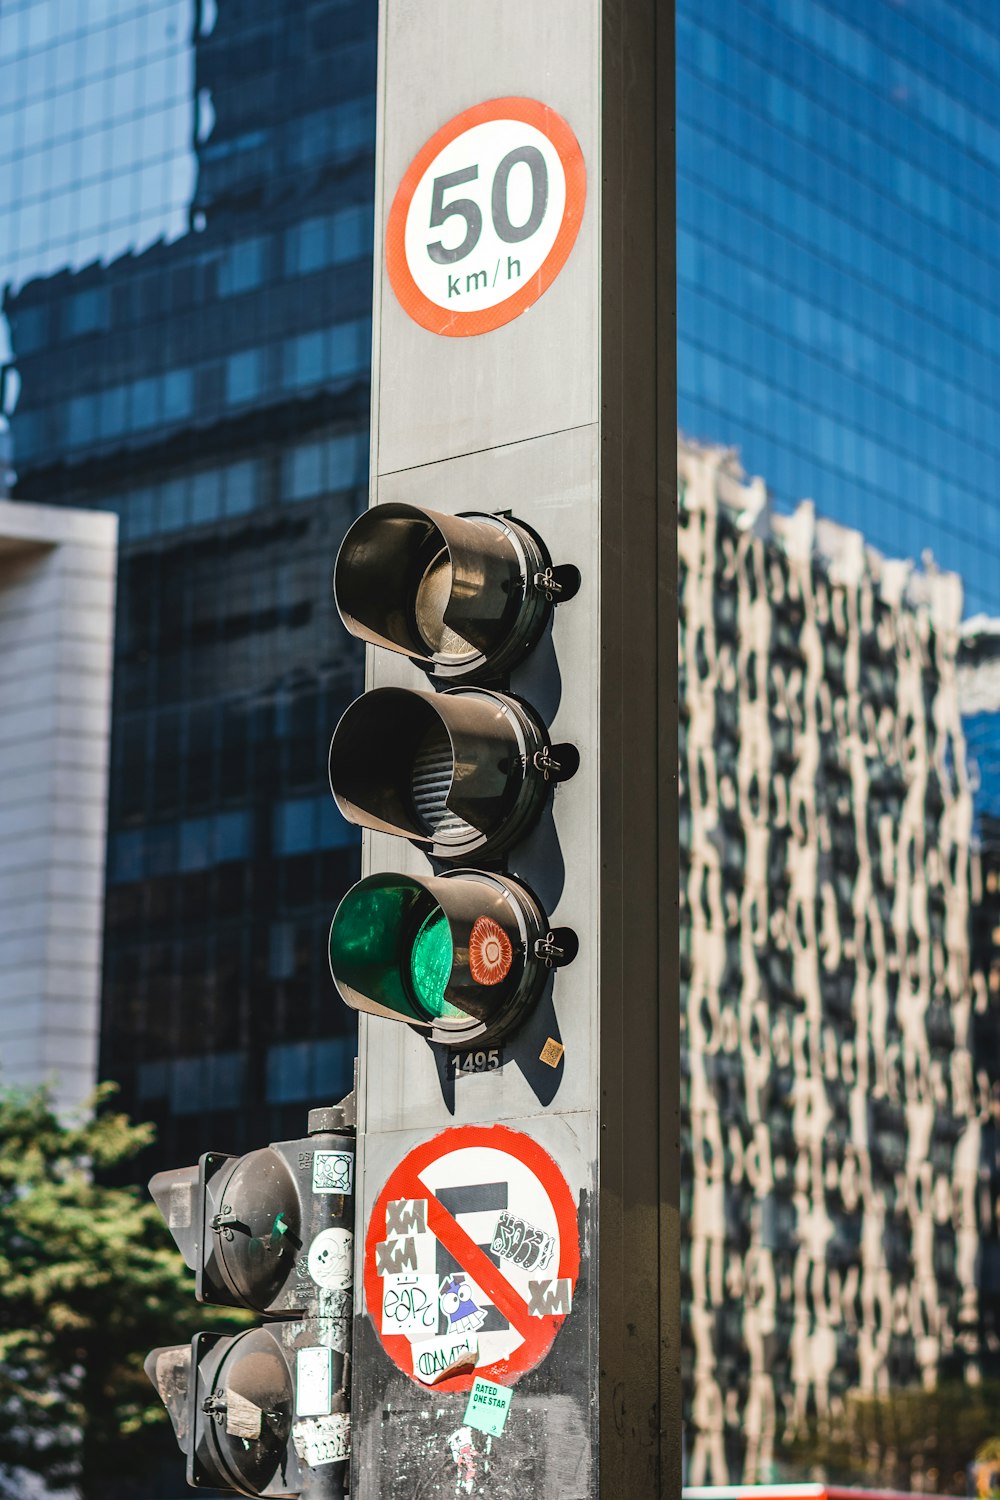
[410,1175,536,1344]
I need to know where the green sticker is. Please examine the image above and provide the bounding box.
[463,1377,513,1437]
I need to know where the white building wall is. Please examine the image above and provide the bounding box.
[0,499,117,1111]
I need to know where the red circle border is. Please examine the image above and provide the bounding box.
[364,1123,581,1392]
[385,97,587,338]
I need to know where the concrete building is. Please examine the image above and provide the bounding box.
[0,500,117,1111]
[679,438,993,1482]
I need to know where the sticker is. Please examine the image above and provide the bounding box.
[411,1332,480,1386]
[317,1286,352,1353]
[386,1198,427,1236]
[169,1181,192,1228]
[375,1231,437,1275]
[448,1426,479,1494]
[386,96,587,337]
[364,1124,580,1392]
[490,1210,555,1272]
[312,1151,353,1194]
[225,1388,261,1439]
[440,1273,488,1334]
[292,1413,351,1468]
[381,1273,440,1337]
[539,1037,564,1068]
[295,1346,333,1417]
[307,1227,353,1290]
[527,1278,573,1317]
[463,1377,513,1437]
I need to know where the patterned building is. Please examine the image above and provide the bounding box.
[679,438,994,1481]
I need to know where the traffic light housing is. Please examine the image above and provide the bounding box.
[333,503,576,681]
[146,1110,355,1497]
[146,1327,349,1497]
[328,505,579,1047]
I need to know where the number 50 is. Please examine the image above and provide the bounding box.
[427,146,549,265]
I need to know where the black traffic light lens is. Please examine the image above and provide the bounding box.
[329,870,560,1043]
[329,686,572,861]
[206,1328,293,1494]
[333,503,557,681]
[210,1149,301,1312]
[410,719,475,841]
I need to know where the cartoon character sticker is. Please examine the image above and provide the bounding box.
[439,1275,488,1335]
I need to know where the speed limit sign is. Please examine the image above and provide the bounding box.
[386,97,587,338]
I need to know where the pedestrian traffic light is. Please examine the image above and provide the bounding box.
[149,1143,314,1314]
[146,1326,348,1496]
[328,506,579,1046]
[146,1108,355,1497]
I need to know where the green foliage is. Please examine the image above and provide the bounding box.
[0,1083,247,1499]
[783,1382,1000,1496]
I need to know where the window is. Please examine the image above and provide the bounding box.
[273,795,316,855]
[282,329,325,388]
[11,304,47,353]
[66,393,98,446]
[223,460,258,516]
[191,467,221,524]
[218,236,265,296]
[99,385,127,438]
[225,348,261,405]
[266,1038,355,1105]
[162,368,193,421]
[285,440,324,500]
[131,376,161,431]
[281,431,367,502]
[64,287,108,337]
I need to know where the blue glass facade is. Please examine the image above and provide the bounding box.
[678,0,1000,619]
[1,0,376,1170]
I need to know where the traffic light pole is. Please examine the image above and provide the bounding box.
[346,1,678,1495]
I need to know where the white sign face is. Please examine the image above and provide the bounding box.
[403,119,565,314]
[386,97,586,338]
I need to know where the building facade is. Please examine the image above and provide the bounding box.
[0,499,117,1112]
[680,438,994,1482]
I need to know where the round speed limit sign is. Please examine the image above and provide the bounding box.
[386,97,587,338]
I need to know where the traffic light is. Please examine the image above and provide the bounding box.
[328,503,579,1046]
[332,503,576,682]
[146,1107,355,1497]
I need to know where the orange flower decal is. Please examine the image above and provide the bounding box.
[469,917,513,985]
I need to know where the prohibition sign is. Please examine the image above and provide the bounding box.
[385,97,587,337]
[364,1124,580,1392]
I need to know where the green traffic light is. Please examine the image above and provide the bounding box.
[410,907,463,1020]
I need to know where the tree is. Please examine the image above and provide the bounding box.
[0,1083,246,1499]
[782,1383,1000,1496]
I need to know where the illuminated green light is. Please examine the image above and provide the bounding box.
[410,907,463,1020]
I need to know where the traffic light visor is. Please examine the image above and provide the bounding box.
[329,870,546,1036]
[329,686,557,860]
[333,503,552,680]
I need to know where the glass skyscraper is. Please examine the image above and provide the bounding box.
[1,0,375,1170]
[677,0,1000,623]
[3,0,1000,1486]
